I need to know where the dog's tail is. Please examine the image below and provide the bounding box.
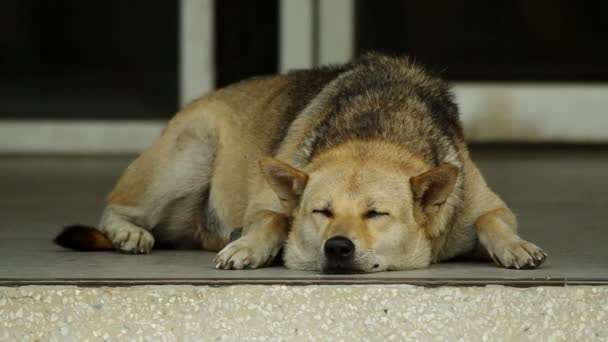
[54,225,113,251]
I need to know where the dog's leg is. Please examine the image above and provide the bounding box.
[99,144,163,254]
[99,206,155,254]
[214,158,307,269]
[475,207,547,269]
[213,210,289,269]
[459,149,547,269]
[100,110,218,253]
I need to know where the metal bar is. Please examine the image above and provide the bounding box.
[279,0,315,73]
[2,277,606,287]
[318,0,354,65]
[1,84,607,153]
[180,0,215,105]
[0,120,164,154]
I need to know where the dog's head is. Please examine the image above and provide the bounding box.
[259,142,459,273]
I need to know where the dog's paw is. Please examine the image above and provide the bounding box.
[107,225,154,254]
[213,236,280,270]
[487,238,547,269]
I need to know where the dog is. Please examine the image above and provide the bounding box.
[55,53,546,273]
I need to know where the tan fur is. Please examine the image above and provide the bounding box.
[62,55,545,272]
[280,140,440,271]
[97,76,296,253]
[410,163,459,238]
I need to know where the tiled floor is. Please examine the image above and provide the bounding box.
[1,146,607,286]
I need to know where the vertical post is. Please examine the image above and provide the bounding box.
[180,0,215,105]
[279,0,316,73]
[318,0,354,65]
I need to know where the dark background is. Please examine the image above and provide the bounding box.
[0,1,178,119]
[1,0,606,120]
[356,0,608,82]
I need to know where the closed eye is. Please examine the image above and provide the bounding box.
[312,208,333,218]
[365,210,389,219]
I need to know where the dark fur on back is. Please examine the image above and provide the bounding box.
[280,53,463,167]
[268,66,345,153]
[313,53,462,164]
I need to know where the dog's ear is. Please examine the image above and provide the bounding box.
[410,164,458,215]
[259,157,308,211]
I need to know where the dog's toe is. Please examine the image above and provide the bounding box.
[214,237,279,270]
[491,239,546,270]
[110,226,154,254]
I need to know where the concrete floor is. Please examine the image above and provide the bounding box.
[2,285,607,341]
[1,146,607,286]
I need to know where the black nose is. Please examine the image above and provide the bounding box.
[324,236,355,260]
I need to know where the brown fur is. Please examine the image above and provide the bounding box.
[54,225,113,251]
[55,53,546,273]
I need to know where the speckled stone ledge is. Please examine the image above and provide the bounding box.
[1,285,607,341]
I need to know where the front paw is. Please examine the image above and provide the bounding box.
[487,238,547,269]
[213,236,281,270]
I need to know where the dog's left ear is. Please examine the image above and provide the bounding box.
[259,157,308,212]
[410,164,459,215]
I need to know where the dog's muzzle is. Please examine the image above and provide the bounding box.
[322,236,360,273]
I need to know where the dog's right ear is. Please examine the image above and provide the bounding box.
[410,163,459,215]
[259,157,308,211]
[410,164,458,237]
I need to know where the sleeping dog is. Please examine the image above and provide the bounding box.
[55,53,546,273]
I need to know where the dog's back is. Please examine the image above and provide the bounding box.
[284,53,463,168]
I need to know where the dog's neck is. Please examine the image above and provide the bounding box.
[304,139,430,176]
